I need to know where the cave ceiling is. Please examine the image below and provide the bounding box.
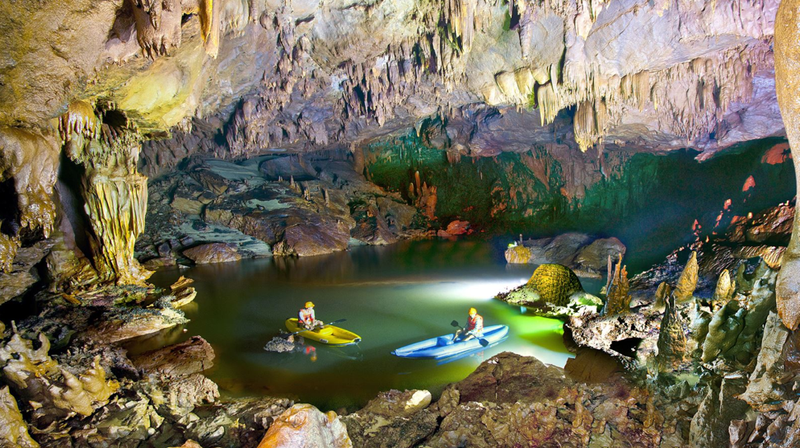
[0,0,785,175]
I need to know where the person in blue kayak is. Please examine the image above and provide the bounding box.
[299,301,324,330]
[453,307,483,341]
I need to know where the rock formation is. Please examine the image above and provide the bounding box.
[0,0,798,446]
[505,232,626,278]
[61,103,151,285]
[602,255,631,316]
[775,0,800,331]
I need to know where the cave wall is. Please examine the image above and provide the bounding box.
[0,0,794,301]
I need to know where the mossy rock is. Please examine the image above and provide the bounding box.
[526,264,584,306]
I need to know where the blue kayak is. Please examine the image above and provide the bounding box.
[392,325,509,359]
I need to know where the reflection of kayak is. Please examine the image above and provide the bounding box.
[285,318,361,346]
[392,325,509,359]
[436,335,509,365]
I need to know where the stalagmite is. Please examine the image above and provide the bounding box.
[656,296,687,371]
[674,251,699,302]
[712,269,735,308]
[654,282,672,311]
[602,255,630,315]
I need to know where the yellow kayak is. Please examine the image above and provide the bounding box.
[285,318,361,346]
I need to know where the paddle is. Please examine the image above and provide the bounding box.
[288,318,347,337]
[450,320,489,347]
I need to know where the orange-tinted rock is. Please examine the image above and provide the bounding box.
[257,404,352,448]
[445,220,470,235]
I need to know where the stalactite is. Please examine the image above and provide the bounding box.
[537,82,562,126]
[0,127,60,272]
[58,101,100,144]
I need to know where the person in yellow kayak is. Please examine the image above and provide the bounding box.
[453,307,483,341]
[299,301,324,330]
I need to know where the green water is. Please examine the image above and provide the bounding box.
[148,240,602,410]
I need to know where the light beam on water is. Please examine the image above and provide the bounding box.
[148,240,600,410]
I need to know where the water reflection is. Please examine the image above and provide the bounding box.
[150,240,602,410]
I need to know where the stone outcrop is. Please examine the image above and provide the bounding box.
[342,389,437,448]
[0,330,120,425]
[138,153,424,261]
[497,263,601,318]
[182,243,242,264]
[505,233,626,278]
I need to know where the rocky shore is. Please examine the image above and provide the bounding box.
[1,196,796,447]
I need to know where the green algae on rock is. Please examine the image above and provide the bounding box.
[497,263,600,318]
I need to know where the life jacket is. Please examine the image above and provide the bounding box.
[466,314,483,332]
[299,307,315,324]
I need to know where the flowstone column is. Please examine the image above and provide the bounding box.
[775,0,800,329]
[61,103,151,285]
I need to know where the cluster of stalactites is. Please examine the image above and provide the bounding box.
[130,0,224,59]
[58,101,100,145]
[489,0,772,152]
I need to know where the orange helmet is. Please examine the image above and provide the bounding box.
[305,301,315,308]
[468,307,477,315]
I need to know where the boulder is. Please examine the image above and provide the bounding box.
[497,264,597,318]
[131,336,215,379]
[525,264,583,306]
[257,404,352,448]
[376,197,417,232]
[445,220,470,235]
[183,243,242,264]
[573,237,626,277]
[0,240,52,306]
[504,233,625,277]
[505,244,532,263]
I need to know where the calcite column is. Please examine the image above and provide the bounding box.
[61,104,150,286]
[775,0,800,330]
[80,147,150,285]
